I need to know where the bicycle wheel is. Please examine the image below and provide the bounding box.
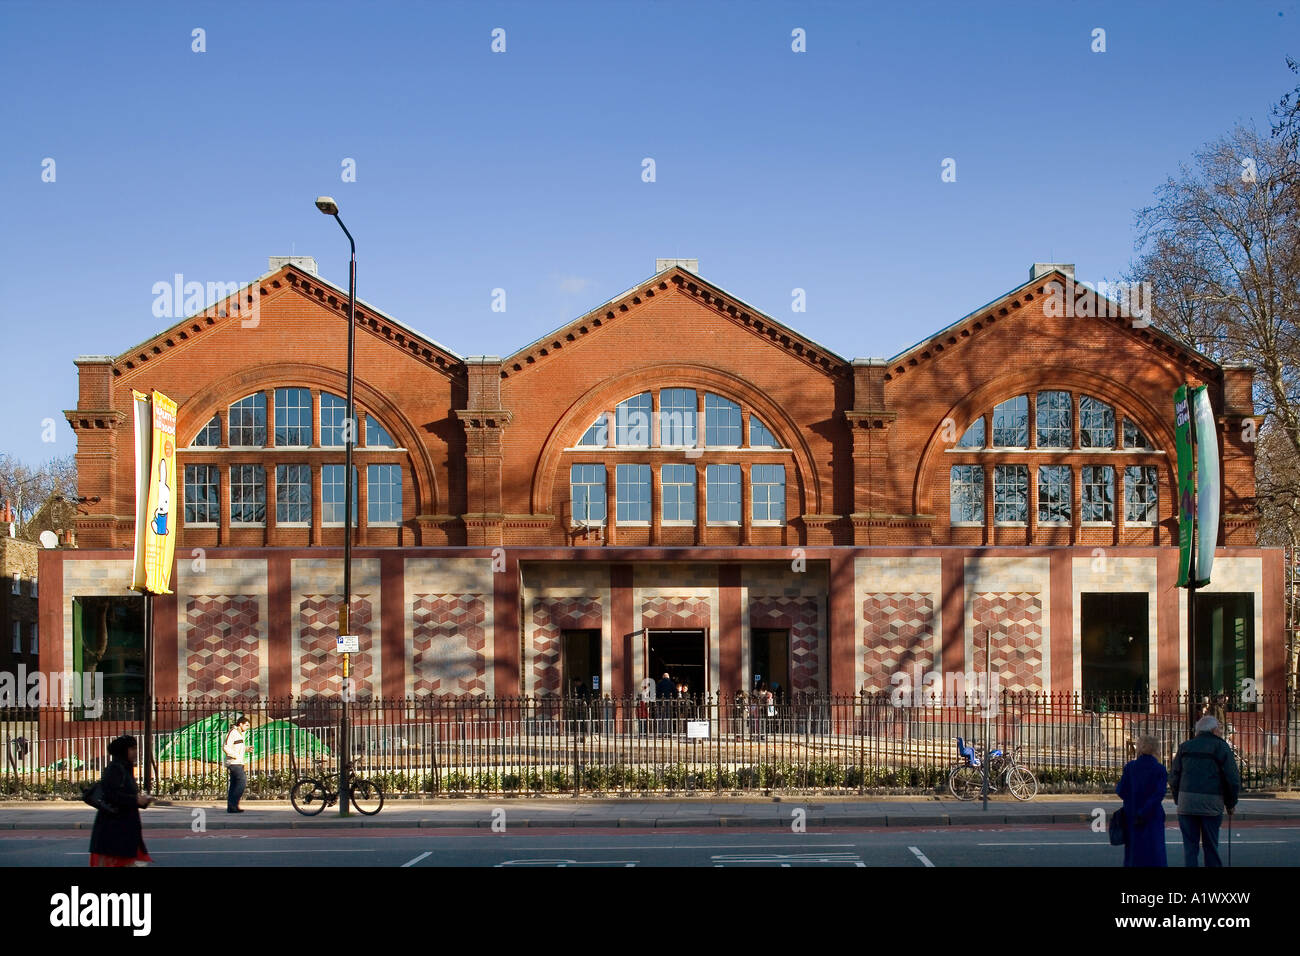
[948,765,981,801]
[291,778,329,816]
[350,777,385,816]
[1006,766,1038,801]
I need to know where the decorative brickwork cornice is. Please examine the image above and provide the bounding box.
[454,409,513,430]
[63,409,125,430]
[844,410,897,431]
[501,266,851,381]
[107,265,463,382]
[884,270,1223,385]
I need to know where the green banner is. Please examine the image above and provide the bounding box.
[1192,385,1219,586]
[1174,385,1195,587]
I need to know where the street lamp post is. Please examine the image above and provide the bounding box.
[315,196,355,817]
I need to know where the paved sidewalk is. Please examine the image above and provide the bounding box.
[3,794,1298,830]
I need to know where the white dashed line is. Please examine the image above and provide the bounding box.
[908,846,935,867]
[402,851,432,867]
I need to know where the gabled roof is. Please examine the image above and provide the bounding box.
[500,264,851,379]
[881,268,1223,384]
[108,263,463,380]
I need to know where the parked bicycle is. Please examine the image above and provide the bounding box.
[948,737,1038,801]
[290,757,385,816]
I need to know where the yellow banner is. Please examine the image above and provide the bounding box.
[130,390,178,594]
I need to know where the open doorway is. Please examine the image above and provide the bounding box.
[1080,592,1149,710]
[751,628,790,700]
[561,629,601,699]
[647,629,707,697]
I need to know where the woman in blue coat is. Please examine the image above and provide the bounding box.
[1116,734,1168,866]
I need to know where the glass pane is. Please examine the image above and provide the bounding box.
[191,415,220,447]
[321,393,348,447]
[706,463,741,522]
[994,465,1028,522]
[578,416,608,447]
[570,464,606,523]
[751,464,785,522]
[1037,465,1072,524]
[366,414,395,447]
[1123,419,1150,449]
[184,465,219,523]
[276,464,312,523]
[956,418,985,448]
[660,389,697,446]
[661,464,696,522]
[616,464,651,522]
[949,465,984,524]
[274,388,312,446]
[704,394,742,446]
[615,393,651,446]
[1080,396,1115,448]
[322,465,357,523]
[228,393,266,447]
[367,464,402,523]
[749,417,779,448]
[1124,465,1158,523]
[991,395,1028,447]
[1036,391,1071,448]
[1081,465,1114,522]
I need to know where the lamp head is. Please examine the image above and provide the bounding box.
[315,196,339,216]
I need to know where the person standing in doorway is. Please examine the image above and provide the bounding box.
[1169,716,1240,866]
[224,714,251,814]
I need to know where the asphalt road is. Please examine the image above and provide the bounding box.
[3,822,1297,867]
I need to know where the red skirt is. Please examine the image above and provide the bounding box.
[89,848,153,867]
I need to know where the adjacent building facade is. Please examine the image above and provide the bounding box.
[41,257,1283,705]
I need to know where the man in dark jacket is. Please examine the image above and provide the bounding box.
[1169,716,1240,867]
[89,735,153,866]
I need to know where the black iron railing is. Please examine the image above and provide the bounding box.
[2,690,1294,798]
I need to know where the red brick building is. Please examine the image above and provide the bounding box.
[41,257,1283,704]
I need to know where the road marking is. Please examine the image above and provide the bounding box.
[402,851,432,867]
[496,859,636,867]
[908,846,934,867]
[711,852,865,866]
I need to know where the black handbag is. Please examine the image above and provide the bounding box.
[1109,806,1127,845]
[82,768,119,814]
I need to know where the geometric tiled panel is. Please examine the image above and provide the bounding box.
[298,594,374,697]
[412,593,487,695]
[530,597,602,695]
[640,597,710,630]
[861,592,935,694]
[749,596,821,692]
[184,595,261,699]
[970,591,1043,693]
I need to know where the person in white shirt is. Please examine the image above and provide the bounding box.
[224,715,251,813]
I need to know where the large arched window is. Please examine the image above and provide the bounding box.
[179,387,408,534]
[945,390,1161,532]
[564,388,793,531]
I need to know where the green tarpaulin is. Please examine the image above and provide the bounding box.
[155,713,329,763]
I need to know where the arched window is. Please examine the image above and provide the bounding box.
[274,388,312,446]
[704,393,742,446]
[659,389,697,447]
[615,393,651,447]
[190,415,220,447]
[1036,391,1071,448]
[366,414,395,447]
[749,417,779,448]
[319,393,346,447]
[945,389,1160,533]
[1079,396,1115,448]
[577,416,608,447]
[228,394,266,447]
[991,395,1029,448]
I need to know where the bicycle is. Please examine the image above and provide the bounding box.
[290,758,385,816]
[947,737,1038,801]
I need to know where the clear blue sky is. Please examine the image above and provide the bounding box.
[1,0,1295,465]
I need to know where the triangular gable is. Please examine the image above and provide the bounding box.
[500,265,851,380]
[109,263,463,382]
[883,268,1222,385]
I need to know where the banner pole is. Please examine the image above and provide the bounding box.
[142,590,154,792]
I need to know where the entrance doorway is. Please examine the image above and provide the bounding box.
[561,629,601,698]
[1080,592,1149,710]
[751,628,790,700]
[647,629,707,696]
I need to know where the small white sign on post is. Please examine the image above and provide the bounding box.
[336,634,360,653]
[686,720,710,740]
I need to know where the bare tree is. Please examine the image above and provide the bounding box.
[0,453,78,537]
